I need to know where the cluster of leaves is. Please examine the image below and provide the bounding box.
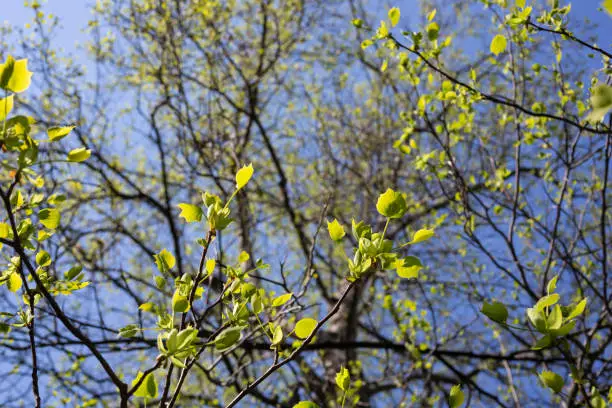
[0,55,91,333]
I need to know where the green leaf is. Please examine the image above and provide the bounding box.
[0,95,14,122]
[177,203,203,223]
[205,259,216,276]
[377,20,389,38]
[139,302,155,312]
[172,290,190,313]
[395,256,422,279]
[271,325,283,346]
[534,294,560,311]
[295,318,317,339]
[587,84,612,122]
[64,265,83,281]
[47,126,75,142]
[131,371,158,399]
[532,334,553,350]
[238,251,250,263]
[376,188,407,219]
[335,366,350,391]
[426,22,439,41]
[7,272,22,293]
[272,293,292,307]
[327,218,346,241]
[154,249,176,273]
[236,163,254,190]
[604,0,612,16]
[539,371,564,393]
[0,223,10,239]
[36,250,51,267]
[490,34,507,55]
[214,327,242,351]
[118,324,139,338]
[388,7,400,27]
[67,147,91,162]
[527,307,547,332]
[154,276,166,289]
[0,56,33,93]
[409,228,435,244]
[39,208,60,229]
[449,384,465,408]
[546,275,558,294]
[481,301,508,324]
[547,304,563,330]
[566,298,587,321]
[292,402,320,408]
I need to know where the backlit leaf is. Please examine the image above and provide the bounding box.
[490,34,507,55]
[67,147,91,162]
[295,318,317,339]
[177,203,203,223]
[236,163,254,190]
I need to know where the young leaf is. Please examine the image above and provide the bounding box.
[214,327,242,351]
[0,95,14,122]
[131,371,158,399]
[62,265,82,281]
[539,371,564,393]
[490,34,507,55]
[327,219,346,241]
[292,403,320,408]
[566,298,587,321]
[272,293,292,307]
[376,188,407,219]
[449,384,465,408]
[139,302,155,312]
[604,0,612,16]
[118,324,139,338]
[36,250,51,267]
[481,301,508,324]
[271,326,283,346]
[238,251,250,263]
[67,148,91,163]
[408,228,435,244]
[154,249,176,273]
[177,203,203,223]
[39,208,60,229]
[7,273,22,293]
[205,259,216,276]
[335,366,350,391]
[388,7,400,27]
[546,275,558,294]
[295,318,317,339]
[534,294,560,311]
[0,56,33,93]
[47,126,76,142]
[587,84,612,122]
[236,163,254,190]
[172,290,190,313]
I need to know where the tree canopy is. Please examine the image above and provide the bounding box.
[0,0,611,407]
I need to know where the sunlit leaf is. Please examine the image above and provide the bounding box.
[295,318,317,339]
[47,126,75,142]
[388,7,400,27]
[327,218,346,241]
[490,34,507,55]
[236,163,254,190]
[67,147,91,162]
[39,208,60,229]
[539,371,564,393]
[449,384,465,408]
[272,293,292,307]
[177,203,203,223]
[481,301,508,324]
